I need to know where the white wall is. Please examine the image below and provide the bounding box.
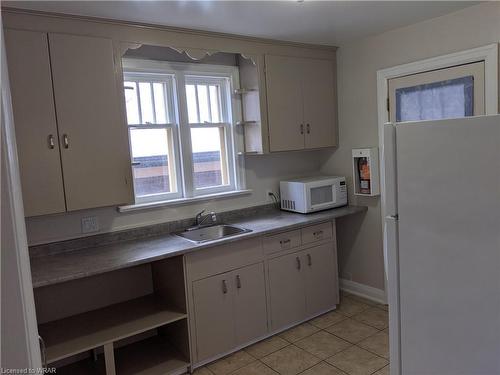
[26,150,330,245]
[321,2,500,290]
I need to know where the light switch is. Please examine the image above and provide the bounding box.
[81,216,99,233]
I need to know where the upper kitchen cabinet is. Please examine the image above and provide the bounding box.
[4,30,133,216]
[48,33,133,211]
[5,29,66,217]
[265,55,337,152]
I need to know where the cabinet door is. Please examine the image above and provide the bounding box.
[233,263,268,345]
[303,243,338,316]
[48,33,133,211]
[265,55,304,152]
[268,251,306,330]
[4,29,66,217]
[192,273,234,361]
[302,58,337,149]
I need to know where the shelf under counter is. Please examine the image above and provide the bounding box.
[39,294,187,363]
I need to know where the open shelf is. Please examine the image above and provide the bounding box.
[115,335,189,375]
[56,357,106,375]
[39,294,187,363]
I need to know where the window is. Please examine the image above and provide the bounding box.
[123,60,243,204]
[388,61,485,123]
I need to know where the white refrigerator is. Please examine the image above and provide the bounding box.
[383,115,500,375]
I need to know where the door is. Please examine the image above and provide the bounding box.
[388,62,485,123]
[302,58,337,148]
[4,29,66,216]
[48,33,133,211]
[192,273,234,361]
[265,55,304,152]
[303,243,337,315]
[232,262,268,345]
[396,116,500,374]
[268,251,306,330]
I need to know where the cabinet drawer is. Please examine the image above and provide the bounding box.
[263,230,301,254]
[186,238,263,281]
[301,222,333,245]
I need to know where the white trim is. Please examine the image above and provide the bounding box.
[1,29,42,369]
[118,189,252,212]
[376,43,498,375]
[339,279,386,305]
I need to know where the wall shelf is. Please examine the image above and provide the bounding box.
[39,294,187,363]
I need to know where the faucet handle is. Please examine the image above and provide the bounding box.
[210,211,217,222]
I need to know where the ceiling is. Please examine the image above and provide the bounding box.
[3,1,479,46]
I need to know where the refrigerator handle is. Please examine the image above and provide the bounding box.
[384,123,398,216]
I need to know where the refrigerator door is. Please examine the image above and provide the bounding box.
[396,115,500,375]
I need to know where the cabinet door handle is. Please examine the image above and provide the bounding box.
[307,253,312,266]
[313,230,324,238]
[236,275,242,289]
[47,134,55,149]
[62,134,69,149]
[296,256,301,270]
[306,123,310,134]
[222,279,228,294]
[300,124,304,135]
[280,239,291,248]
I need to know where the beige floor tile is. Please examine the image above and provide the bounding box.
[295,331,352,359]
[279,322,320,343]
[261,345,321,375]
[300,361,349,375]
[193,367,214,375]
[352,307,389,330]
[358,331,389,359]
[326,346,388,375]
[309,311,347,329]
[207,351,255,375]
[325,318,378,344]
[336,298,371,317]
[231,361,279,375]
[245,336,289,359]
[373,365,390,375]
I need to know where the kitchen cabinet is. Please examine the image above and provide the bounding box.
[4,29,66,216]
[265,55,337,152]
[191,262,267,362]
[4,30,133,216]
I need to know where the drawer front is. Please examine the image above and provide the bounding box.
[186,237,264,281]
[301,222,333,245]
[263,229,301,254]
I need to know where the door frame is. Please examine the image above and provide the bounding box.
[376,43,498,375]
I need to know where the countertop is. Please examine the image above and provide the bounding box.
[30,205,367,288]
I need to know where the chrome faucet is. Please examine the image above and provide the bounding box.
[195,209,217,227]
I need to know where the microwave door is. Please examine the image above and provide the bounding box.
[309,184,336,211]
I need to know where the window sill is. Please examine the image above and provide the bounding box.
[118,189,253,213]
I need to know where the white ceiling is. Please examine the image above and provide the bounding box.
[3,1,479,46]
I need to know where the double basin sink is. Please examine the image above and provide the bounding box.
[176,224,252,243]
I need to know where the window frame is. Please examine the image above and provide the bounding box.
[122,58,245,203]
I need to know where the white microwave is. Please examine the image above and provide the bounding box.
[280,176,347,213]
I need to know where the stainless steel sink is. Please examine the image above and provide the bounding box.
[175,224,252,243]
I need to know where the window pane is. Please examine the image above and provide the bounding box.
[191,127,228,189]
[197,85,210,123]
[153,83,167,124]
[124,81,140,124]
[396,76,474,122]
[138,82,154,124]
[209,85,221,123]
[130,128,176,196]
[186,84,198,123]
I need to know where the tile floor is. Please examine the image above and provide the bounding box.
[193,292,389,375]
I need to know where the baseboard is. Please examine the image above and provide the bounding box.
[340,278,387,304]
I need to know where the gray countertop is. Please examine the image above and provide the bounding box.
[30,205,367,288]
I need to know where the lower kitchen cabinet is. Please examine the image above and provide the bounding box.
[192,262,267,362]
[268,242,338,331]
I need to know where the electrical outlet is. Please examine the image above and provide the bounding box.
[81,216,99,234]
[266,190,274,202]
